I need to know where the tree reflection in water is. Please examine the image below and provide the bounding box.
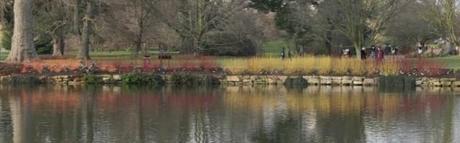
[0,85,457,143]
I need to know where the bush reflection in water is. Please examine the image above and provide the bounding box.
[0,85,458,143]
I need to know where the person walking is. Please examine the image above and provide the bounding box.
[417,46,423,57]
[281,47,286,60]
[361,47,367,60]
[391,47,397,55]
[370,45,376,59]
[287,49,292,59]
[342,49,349,57]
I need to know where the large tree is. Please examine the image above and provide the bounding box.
[155,0,247,54]
[5,0,38,63]
[78,0,95,60]
[102,0,159,57]
[423,0,459,54]
[385,0,438,50]
[324,0,406,58]
[35,0,72,57]
[250,0,315,53]
[250,0,408,57]
[129,0,158,57]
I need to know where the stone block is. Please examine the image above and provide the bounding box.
[353,81,363,85]
[68,81,82,86]
[101,75,112,82]
[0,76,6,82]
[253,76,268,85]
[416,80,423,86]
[320,76,332,85]
[363,78,377,86]
[441,81,452,87]
[278,76,288,83]
[113,75,122,81]
[429,78,441,87]
[266,76,278,85]
[226,76,240,82]
[331,77,342,85]
[302,76,313,80]
[453,81,460,87]
[432,81,442,87]
[242,79,252,85]
[342,79,352,85]
[341,76,352,85]
[307,76,320,85]
[440,78,454,87]
[352,77,364,85]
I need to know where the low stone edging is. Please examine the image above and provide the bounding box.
[0,74,458,87]
[416,77,460,87]
[221,75,378,86]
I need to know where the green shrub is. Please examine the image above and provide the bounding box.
[5,75,43,84]
[171,74,195,86]
[1,30,12,50]
[379,75,416,91]
[284,77,308,88]
[34,35,53,54]
[202,75,221,86]
[122,73,142,84]
[171,73,220,86]
[0,30,52,54]
[83,74,102,84]
[121,73,165,85]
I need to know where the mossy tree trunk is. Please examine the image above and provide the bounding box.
[52,30,65,57]
[5,0,37,63]
[78,0,94,60]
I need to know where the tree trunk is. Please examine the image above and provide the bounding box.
[52,32,65,57]
[354,43,362,59]
[193,37,200,56]
[325,18,334,56]
[0,23,4,50]
[73,0,81,35]
[134,39,142,57]
[5,0,37,63]
[325,34,332,55]
[134,21,144,57]
[78,0,93,60]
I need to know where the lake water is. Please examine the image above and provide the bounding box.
[0,85,459,143]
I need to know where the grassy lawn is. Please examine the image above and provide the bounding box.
[262,39,294,56]
[56,50,181,60]
[1,43,459,71]
[432,56,460,70]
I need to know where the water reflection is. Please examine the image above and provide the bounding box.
[0,85,458,143]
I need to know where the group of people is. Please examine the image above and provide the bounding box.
[359,45,386,61]
[344,45,399,62]
[281,47,292,60]
[279,44,399,61]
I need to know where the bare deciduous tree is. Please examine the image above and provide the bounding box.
[423,0,459,54]
[35,0,73,57]
[78,0,95,60]
[323,0,407,57]
[154,0,247,54]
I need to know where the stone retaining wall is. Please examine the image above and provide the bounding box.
[0,74,458,87]
[221,75,378,86]
[416,77,460,87]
